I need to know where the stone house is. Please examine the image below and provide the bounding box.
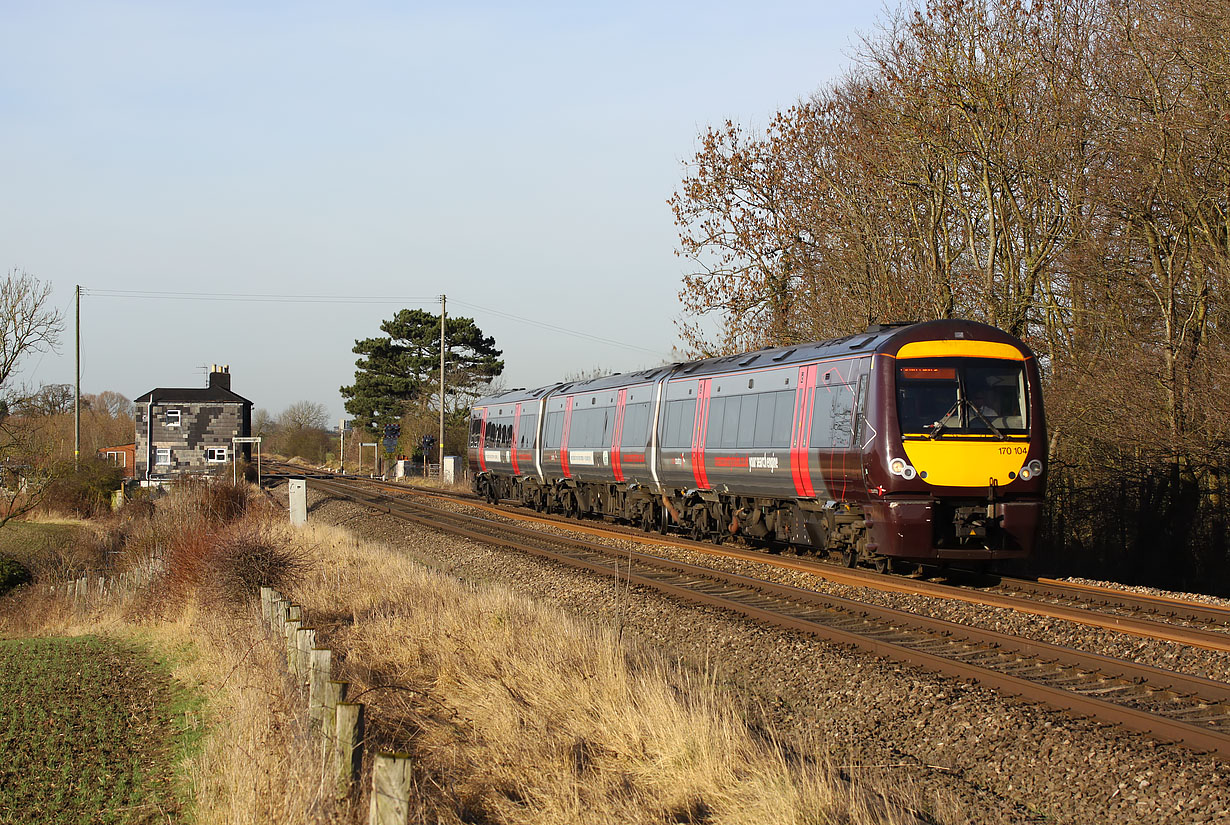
[133,365,253,480]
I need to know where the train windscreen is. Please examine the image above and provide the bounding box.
[896,359,1027,438]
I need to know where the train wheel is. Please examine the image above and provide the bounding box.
[874,556,893,575]
[658,505,670,535]
[564,495,579,520]
[842,547,857,568]
[641,507,654,532]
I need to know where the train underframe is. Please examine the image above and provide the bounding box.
[474,472,1037,568]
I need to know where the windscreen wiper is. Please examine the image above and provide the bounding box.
[966,401,1007,439]
[928,399,962,439]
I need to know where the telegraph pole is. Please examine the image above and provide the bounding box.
[439,294,446,477]
[74,285,80,471]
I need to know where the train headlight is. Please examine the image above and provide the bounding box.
[1028,460,1043,476]
[1018,466,1033,481]
[889,458,917,479]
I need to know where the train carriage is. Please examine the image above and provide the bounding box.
[469,319,1046,568]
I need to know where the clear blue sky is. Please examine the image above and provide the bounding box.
[2,1,883,423]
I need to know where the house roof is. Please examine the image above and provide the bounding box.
[134,386,252,405]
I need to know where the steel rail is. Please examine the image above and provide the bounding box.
[268,465,1230,651]
[1005,577,1230,628]
[301,474,1230,757]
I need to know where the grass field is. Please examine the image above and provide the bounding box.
[0,635,199,825]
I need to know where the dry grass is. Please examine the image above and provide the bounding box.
[275,522,937,825]
[1,483,944,825]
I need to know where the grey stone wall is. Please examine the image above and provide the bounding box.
[135,402,249,478]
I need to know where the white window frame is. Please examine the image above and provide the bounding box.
[205,447,228,463]
[155,448,171,465]
[105,451,126,467]
[165,409,181,428]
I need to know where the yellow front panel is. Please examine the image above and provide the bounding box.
[901,440,1032,487]
[895,340,1026,360]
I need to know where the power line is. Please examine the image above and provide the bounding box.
[84,288,438,304]
[82,288,675,357]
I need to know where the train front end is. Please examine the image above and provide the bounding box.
[865,322,1047,562]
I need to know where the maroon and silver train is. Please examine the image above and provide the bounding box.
[468,320,1046,567]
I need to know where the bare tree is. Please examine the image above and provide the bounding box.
[87,391,135,419]
[277,400,328,431]
[0,271,65,527]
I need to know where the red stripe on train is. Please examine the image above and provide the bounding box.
[612,389,627,482]
[511,402,522,475]
[692,379,711,490]
[560,397,574,478]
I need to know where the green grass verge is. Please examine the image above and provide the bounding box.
[0,636,202,824]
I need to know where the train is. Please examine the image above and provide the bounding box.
[467,319,1046,570]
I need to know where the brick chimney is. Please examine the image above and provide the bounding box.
[208,364,231,391]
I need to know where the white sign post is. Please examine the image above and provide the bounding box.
[288,478,307,526]
[232,436,263,486]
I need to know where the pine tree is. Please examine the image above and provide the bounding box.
[340,309,503,433]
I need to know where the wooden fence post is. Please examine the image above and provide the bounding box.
[296,628,316,688]
[284,620,302,676]
[334,702,365,798]
[322,680,348,743]
[260,586,272,621]
[368,753,413,825]
[309,649,332,729]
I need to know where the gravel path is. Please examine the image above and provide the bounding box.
[294,483,1230,824]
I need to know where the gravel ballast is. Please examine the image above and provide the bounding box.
[290,483,1230,824]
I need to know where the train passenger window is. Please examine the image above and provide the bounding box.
[571,409,589,447]
[736,396,757,447]
[721,396,741,447]
[706,397,726,446]
[574,408,594,447]
[518,413,538,449]
[543,411,563,448]
[752,391,794,448]
[662,399,696,448]
[621,403,650,447]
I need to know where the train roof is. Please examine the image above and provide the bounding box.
[471,319,1032,409]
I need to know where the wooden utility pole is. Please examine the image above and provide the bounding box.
[439,295,446,477]
[74,284,80,470]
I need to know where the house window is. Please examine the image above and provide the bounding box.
[205,447,228,463]
[165,409,181,428]
[105,451,126,467]
[155,448,171,465]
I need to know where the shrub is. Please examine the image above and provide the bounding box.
[204,522,306,605]
[0,556,31,595]
[39,458,125,518]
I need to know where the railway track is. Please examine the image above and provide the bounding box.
[275,469,1230,757]
[266,465,1230,653]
